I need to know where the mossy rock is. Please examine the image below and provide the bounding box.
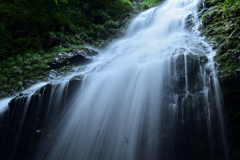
[202,2,240,82]
[202,1,240,159]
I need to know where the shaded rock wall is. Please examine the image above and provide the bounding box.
[0,78,83,160]
[136,50,226,160]
[1,51,226,160]
[201,0,240,159]
[160,52,226,160]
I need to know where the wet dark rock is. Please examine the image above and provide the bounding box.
[0,108,10,158]
[197,1,204,12]
[185,14,194,30]
[157,50,224,160]
[49,46,100,70]
[204,0,213,8]
[174,54,186,93]
[68,74,84,96]
[199,54,208,65]
[49,53,88,70]
[172,50,208,94]
[81,46,100,56]
[70,74,84,81]
[196,1,209,18]
[0,77,83,160]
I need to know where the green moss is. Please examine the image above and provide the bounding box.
[139,0,162,10]
[202,2,240,81]
[202,1,240,159]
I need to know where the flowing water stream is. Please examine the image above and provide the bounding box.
[0,0,229,159]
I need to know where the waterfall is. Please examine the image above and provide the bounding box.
[0,0,229,159]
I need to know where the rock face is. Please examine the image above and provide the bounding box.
[0,48,228,160]
[49,46,99,69]
[159,52,226,160]
[201,0,240,159]
[201,0,240,80]
[129,49,227,160]
[0,77,83,160]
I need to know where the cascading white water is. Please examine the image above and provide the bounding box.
[28,0,228,159]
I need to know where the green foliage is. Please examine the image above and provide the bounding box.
[224,0,237,5]
[140,0,160,10]
[0,0,138,60]
[0,0,163,61]
[0,0,164,96]
[54,0,68,4]
[0,52,48,95]
[202,1,240,82]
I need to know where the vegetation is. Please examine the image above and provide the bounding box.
[201,0,240,159]
[0,0,163,97]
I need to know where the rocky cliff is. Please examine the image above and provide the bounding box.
[201,0,240,159]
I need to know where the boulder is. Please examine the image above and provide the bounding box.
[49,46,100,69]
